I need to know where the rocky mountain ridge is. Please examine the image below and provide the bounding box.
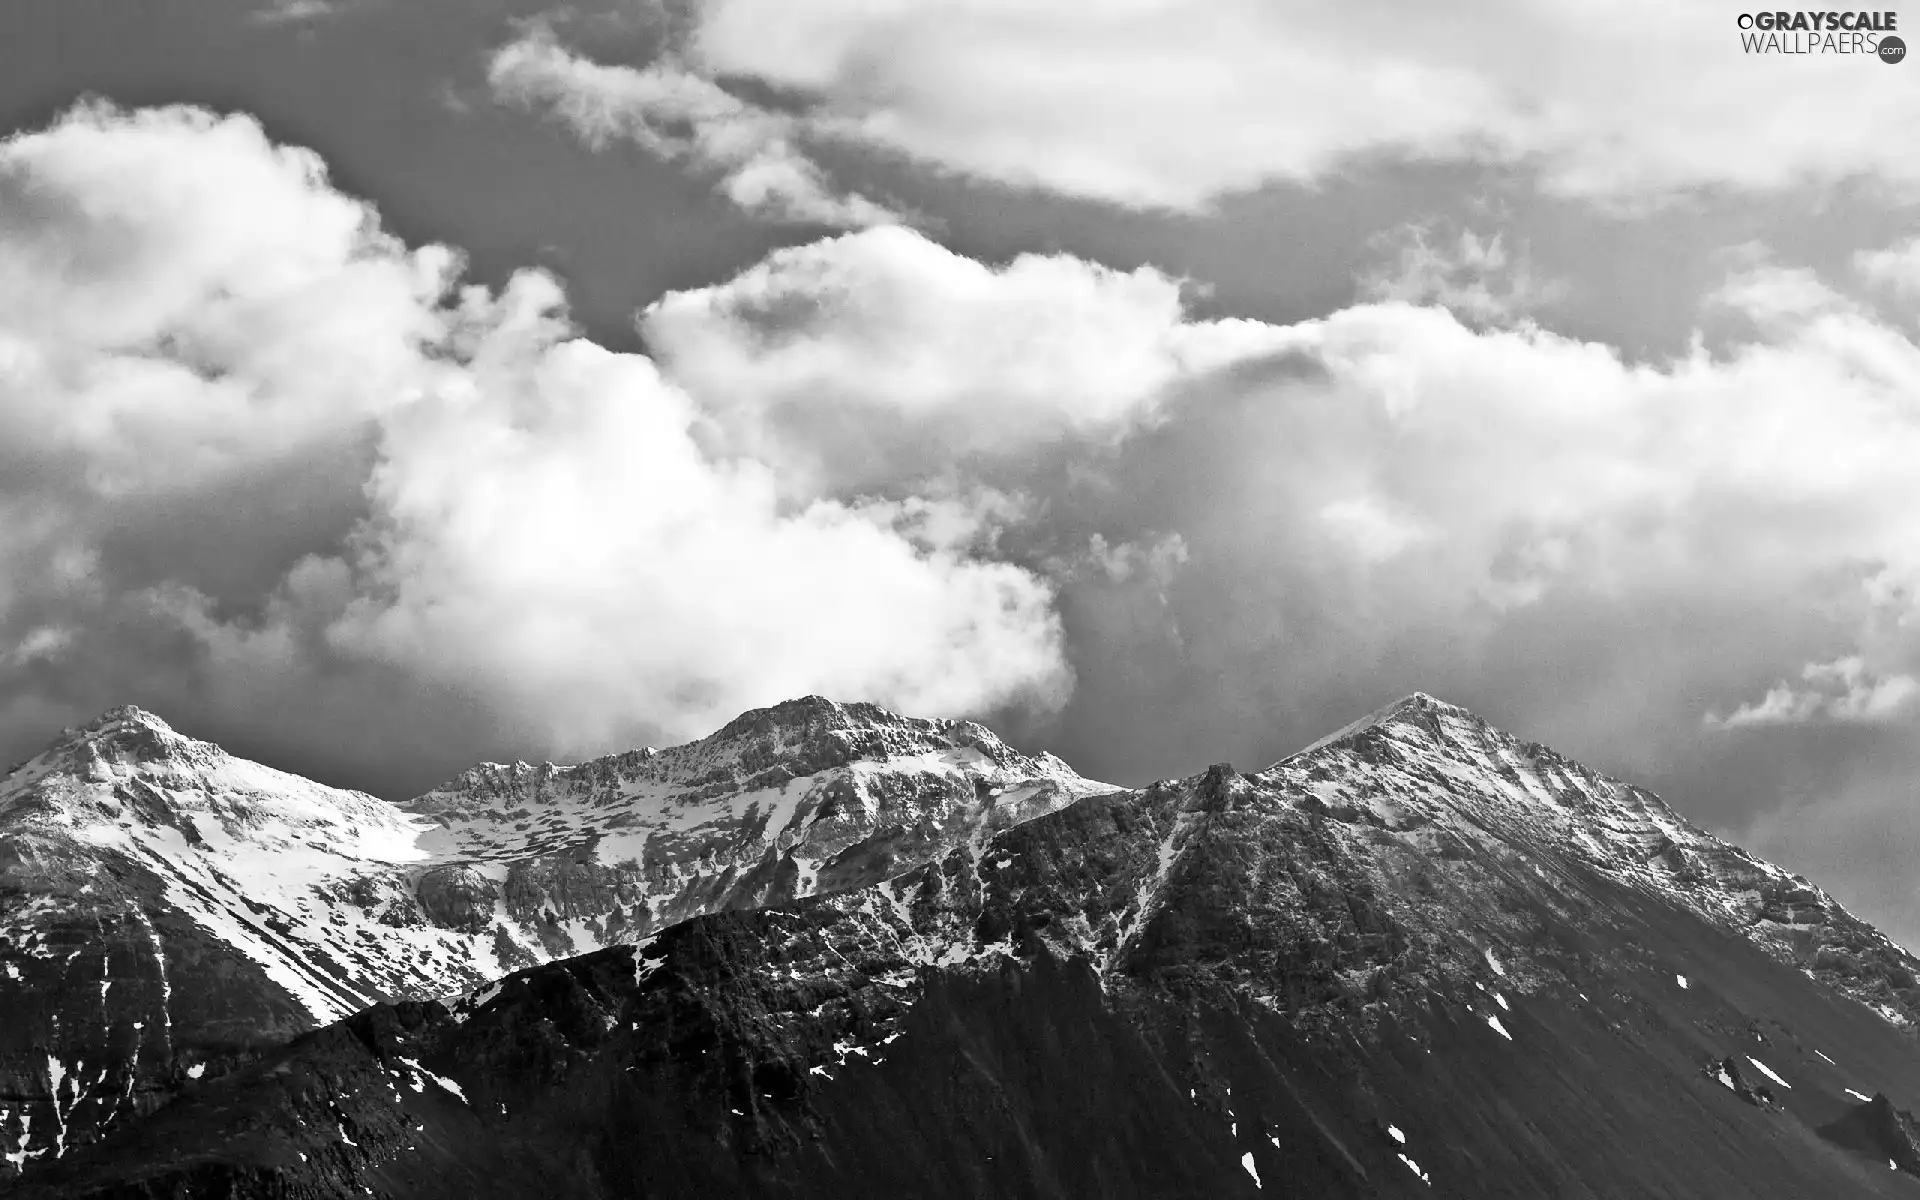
[1258,693,1920,1027]
[406,696,1100,952]
[19,692,1920,1197]
[0,698,1110,1176]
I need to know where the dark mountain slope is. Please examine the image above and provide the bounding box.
[20,695,1920,1198]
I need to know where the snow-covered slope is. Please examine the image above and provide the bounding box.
[0,698,1110,1175]
[2,708,476,1020]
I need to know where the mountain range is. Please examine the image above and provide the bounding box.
[0,698,1106,1175]
[7,693,1920,1197]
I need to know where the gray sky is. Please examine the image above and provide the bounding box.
[6,2,1920,945]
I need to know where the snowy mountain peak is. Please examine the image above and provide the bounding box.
[1282,690,1473,761]
[414,695,1039,814]
[82,704,175,734]
[1252,694,1920,1027]
[4,705,211,795]
[702,694,1022,769]
[711,693,859,734]
[64,703,186,755]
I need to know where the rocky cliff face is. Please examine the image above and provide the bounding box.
[19,693,1920,1197]
[0,699,1110,1177]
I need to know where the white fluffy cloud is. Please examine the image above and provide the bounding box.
[641,225,1292,495]
[1857,236,1920,298]
[317,280,1070,747]
[0,101,1070,758]
[1182,253,1920,746]
[507,0,1920,211]
[1356,224,1564,328]
[1332,301,1904,551]
[0,100,449,495]
[1707,657,1919,728]
[624,214,1920,754]
[488,31,899,228]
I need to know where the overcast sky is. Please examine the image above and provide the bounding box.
[6,1,1920,944]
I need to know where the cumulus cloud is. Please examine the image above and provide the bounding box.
[1707,657,1920,728]
[1857,236,1920,299]
[488,31,900,228]
[0,100,1070,771]
[640,224,1291,496]
[1357,224,1563,327]
[1244,279,1920,660]
[481,0,1920,213]
[316,288,1070,749]
[0,100,447,491]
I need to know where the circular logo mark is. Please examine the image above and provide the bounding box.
[1882,35,1907,63]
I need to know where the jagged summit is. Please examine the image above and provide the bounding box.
[699,693,1021,764]
[405,691,1105,878]
[59,703,187,752]
[4,704,209,789]
[710,693,986,736]
[710,694,875,737]
[415,695,1036,805]
[1282,690,1473,762]
[39,704,187,756]
[79,704,176,735]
